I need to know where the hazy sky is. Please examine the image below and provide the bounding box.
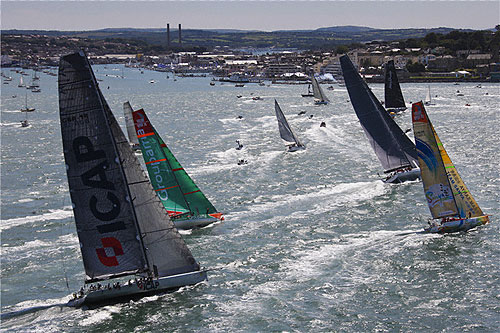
[1,1,498,31]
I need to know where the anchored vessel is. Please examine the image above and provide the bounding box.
[384,60,407,114]
[59,51,207,307]
[274,100,305,152]
[411,101,490,233]
[311,75,330,105]
[340,55,420,183]
[132,108,224,230]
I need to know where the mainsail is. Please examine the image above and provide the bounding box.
[311,75,329,103]
[384,60,406,109]
[59,51,200,283]
[424,86,433,105]
[274,100,304,147]
[412,102,483,219]
[133,108,221,219]
[340,55,418,173]
[123,101,139,146]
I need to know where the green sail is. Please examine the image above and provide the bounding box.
[133,108,219,219]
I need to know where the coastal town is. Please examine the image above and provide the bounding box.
[2,27,499,83]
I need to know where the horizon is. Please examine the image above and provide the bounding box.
[1,1,498,32]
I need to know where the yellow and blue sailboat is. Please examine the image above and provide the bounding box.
[411,101,490,233]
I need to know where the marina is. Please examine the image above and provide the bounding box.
[1,62,499,330]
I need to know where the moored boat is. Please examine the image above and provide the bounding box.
[411,101,490,233]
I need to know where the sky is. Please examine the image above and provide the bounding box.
[1,1,499,32]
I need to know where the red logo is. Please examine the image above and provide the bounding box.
[96,237,124,266]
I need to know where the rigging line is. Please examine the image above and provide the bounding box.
[60,196,71,292]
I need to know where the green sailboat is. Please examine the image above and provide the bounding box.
[133,108,224,230]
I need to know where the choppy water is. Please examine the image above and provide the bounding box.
[1,65,499,332]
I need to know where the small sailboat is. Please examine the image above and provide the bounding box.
[59,51,207,308]
[20,92,35,112]
[20,108,30,127]
[424,85,434,105]
[274,100,305,152]
[123,102,141,151]
[311,75,329,105]
[133,108,224,230]
[301,83,314,97]
[411,101,490,233]
[340,55,420,183]
[18,76,25,87]
[384,60,407,114]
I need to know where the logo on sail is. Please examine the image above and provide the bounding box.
[425,183,454,208]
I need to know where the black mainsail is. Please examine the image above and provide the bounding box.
[59,51,202,292]
[340,55,418,174]
[384,60,406,110]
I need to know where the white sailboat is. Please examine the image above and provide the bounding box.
[20,91,35,112]
[59,51,207,308]
[424,85,434,105]
[311,75,329,105]
[274,100,305,152]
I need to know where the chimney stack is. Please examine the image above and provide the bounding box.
[178,24,182,47]
[166,23,170,49]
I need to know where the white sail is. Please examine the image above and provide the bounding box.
[311,75,329,103]
[123,101,139,145]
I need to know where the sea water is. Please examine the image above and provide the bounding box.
[1,65,499,331]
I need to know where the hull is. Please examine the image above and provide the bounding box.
[288,145,306,152]
[67,270,208,308]
[314,100,328,105]
[301,94,314,97]
[383,168,421,184]
[425,215,490,233]
[173,216,219,230]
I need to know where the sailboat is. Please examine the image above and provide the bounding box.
[123,101,141,151]
[424,85,434,105]
[18,76,25,87]
[340,55,420,183]
[311,75,329,105]
[274,100,305,152]
[411,101,490,233]
[384,60,407,114]
[20,91,35,112]
[133,108,224,230]
[301,83,314,97]
[59,51,207,308]
[20,108,30,127]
